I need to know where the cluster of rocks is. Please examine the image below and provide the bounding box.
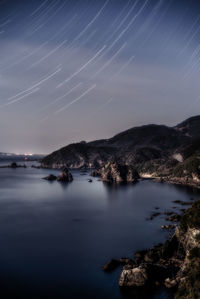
[103,234,184,291]
[147,197,194,231]
[91,162,140,183]
[147,212,161,220]
[43,167,73,182]
[103,199,200,298]
[161,224,177,230]
[148,210,181,227]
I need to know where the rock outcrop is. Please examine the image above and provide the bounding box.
[57,167,73,182]
[119,266,148,287]
[99,162,139,183]
[116,199,200,298]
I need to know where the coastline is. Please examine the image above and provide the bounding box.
[103,182,200,299]
[41,163,200,190]
[153,177,200,190]
[103,198,200,299]
[41,164,200,297]
[1,162,199,298]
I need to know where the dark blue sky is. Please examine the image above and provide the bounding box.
[0,0,200,153]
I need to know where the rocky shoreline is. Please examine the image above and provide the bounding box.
[154,176,200,190]
[103,198,200,299]
[4,159,200,297]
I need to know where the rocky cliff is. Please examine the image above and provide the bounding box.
[91,161,139,183]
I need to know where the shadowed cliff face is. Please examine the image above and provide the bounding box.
[41,116,200,181]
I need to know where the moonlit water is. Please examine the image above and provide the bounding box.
[0,164,199,298]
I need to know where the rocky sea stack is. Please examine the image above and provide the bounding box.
[57,167,73,182]
[98,162,139,183]
[43,168,73,182]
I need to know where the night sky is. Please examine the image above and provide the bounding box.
[0,0,200,154]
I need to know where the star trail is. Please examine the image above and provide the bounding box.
[0,0,200,153]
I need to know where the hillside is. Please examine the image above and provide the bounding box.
[41,116,200,185]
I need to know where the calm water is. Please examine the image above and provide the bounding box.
[0,164,199,299]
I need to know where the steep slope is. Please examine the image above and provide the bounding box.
[175,115,200,138]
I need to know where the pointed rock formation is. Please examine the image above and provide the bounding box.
[100,162,139,183]
[57,167,73,182]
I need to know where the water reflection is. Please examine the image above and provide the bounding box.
[0,167,199,299]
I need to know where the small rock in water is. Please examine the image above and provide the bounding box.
[103,259,120,272]
[43,174,57,181]
[148,212,161,220]
[10,162,18,168]
[161,224,176,231]
[165,213,181,222]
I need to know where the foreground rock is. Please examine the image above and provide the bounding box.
[119,266,148,287]
[118,234,183,290]
[116,199,200,298]
[57,167,73,182]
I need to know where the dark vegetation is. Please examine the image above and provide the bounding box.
[180,200,200,232]
[176,257,200,299]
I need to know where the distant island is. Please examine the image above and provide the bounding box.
[41,115,200,188]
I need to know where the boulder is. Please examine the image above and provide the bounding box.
[119,265,148,287]
[57,168,73,182]
[164,278,177,288]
